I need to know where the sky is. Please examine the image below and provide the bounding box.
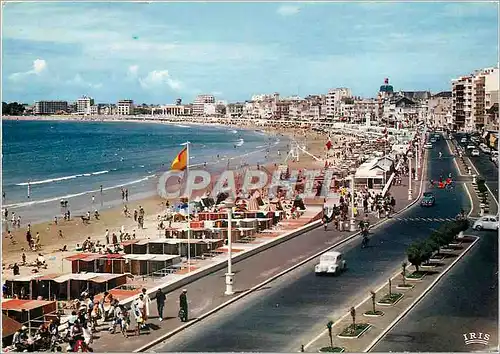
[2,1,499,104]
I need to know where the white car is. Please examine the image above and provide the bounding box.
[461,138,467,143]
[471,149,480,156]
[315,251,347,275]
[430,138,437,143]
[473,215,499,231]
[467,144,476,150]
[424,143,433,149]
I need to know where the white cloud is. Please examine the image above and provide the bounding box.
[67,73,102,89]
[139,70,183,91]
[9,58,47,80]
[128,64,139,77]
[277,5,300,16]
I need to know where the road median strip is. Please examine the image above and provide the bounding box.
[304,234,479,353]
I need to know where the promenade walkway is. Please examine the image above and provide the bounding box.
[91,165,425,352]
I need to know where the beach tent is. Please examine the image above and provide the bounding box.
[2,299,57,326]
[2,314,22,345]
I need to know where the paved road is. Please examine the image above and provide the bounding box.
[371,229,498,352]
[153,137,471,352]
[454,133,498,198]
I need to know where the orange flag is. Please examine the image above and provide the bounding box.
[171,147,188,171]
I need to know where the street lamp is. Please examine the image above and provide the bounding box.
[408,156,413,201]
[223,198,235,296]
[350,174,356,231]
[414,143,419,181]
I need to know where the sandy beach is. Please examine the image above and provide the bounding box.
[2,119,331,279]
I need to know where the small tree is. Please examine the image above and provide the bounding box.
[401,262,407,285]
[388,278,392,296]
[406,242,425,272]
[326,321,334,348]
[350,306,356,331]
[370,291,376,313]
[420,240,434,265]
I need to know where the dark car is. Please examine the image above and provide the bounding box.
[420,192,435,207]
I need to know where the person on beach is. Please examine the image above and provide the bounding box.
[21,253,26,265]
[100,185,103,195]
[92,195,95,204]
[54,216,58,225]
[134,209,138,222]
[26,229,32,248]
[156,289,166,321]
[59,230,64,239]
[112,233,118,245]
[121,188,125,201]
[125,189,128,202]
[105,229,110,244]
[17,215,21,228]
[12,263,20,276]
[35,232,40,248]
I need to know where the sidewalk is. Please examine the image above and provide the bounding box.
[306,235,479,353]
[91,160,425,352]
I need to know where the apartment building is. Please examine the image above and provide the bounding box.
[325,88,352,120]
[452,66,499,131]
[77,96,94,115]
[428,92,452,128]
[34,101,68,114]
[192,94,216,116]
[226,103,244,118]
[117,100,134,115]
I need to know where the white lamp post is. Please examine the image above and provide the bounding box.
[224,198,235,296]
[414,144,419,181]
[408,156,413,200]
[350,174,356,231]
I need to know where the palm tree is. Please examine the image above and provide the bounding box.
[401,262,407,286]
[327,321,334,348]
[350,306,356,332]
[370,291,376,313]
[388,278,392,296]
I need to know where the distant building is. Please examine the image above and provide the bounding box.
[452,66,499,131]
[77,96,94,115]
[34,101,68,114]
[325,88,352,120]
[226,103,244,118]
[192,94,216,116]
[159,104,191,116]
[428,92,452,129]
[117,100,134,115]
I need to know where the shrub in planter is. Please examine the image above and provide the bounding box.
[407,241,426,272]
[319,347,345,353]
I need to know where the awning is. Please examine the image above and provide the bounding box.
[2,314,22,338]
[90,273,125,284]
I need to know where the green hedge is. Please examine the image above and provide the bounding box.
[406,220,469,271]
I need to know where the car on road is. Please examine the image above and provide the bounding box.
[473,215,499,231]
[420,192,435,207]
[430,138,437,143]
[466,144,476,150]
[460,137,467,143]
[424,143,433,149]
[315,251,346,275]
[471,149,480,156]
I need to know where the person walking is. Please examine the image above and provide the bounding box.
[105,229,110,245]
[179,289,188,322]
[141,288,151,324]
[156,289,166,321]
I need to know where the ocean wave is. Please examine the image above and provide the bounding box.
[5,174,156,209]
[231,130,238,134]
[176,124,190,128]
[16,170,110,186]
[235,138,244,147]
[255,145,265,149]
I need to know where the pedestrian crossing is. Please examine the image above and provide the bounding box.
[393,217,456,222]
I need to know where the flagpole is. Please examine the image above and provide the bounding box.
[186,141,191,273]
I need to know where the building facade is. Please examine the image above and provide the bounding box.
[192,95,216,116]
[77,96,94,115]
[117,100,134,115]
[34,101,69,114]
[325,88,352,120]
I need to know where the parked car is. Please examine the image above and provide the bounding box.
[460,137,467,143]
[471,149,480,156]
[315,251,346,275]
[420,192,435,207]
[424,143,433,149]
[430,138,437,143]
[473,215,499,231]
[466,144,476,150]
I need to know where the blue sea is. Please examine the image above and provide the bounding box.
[2,120,289,224]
